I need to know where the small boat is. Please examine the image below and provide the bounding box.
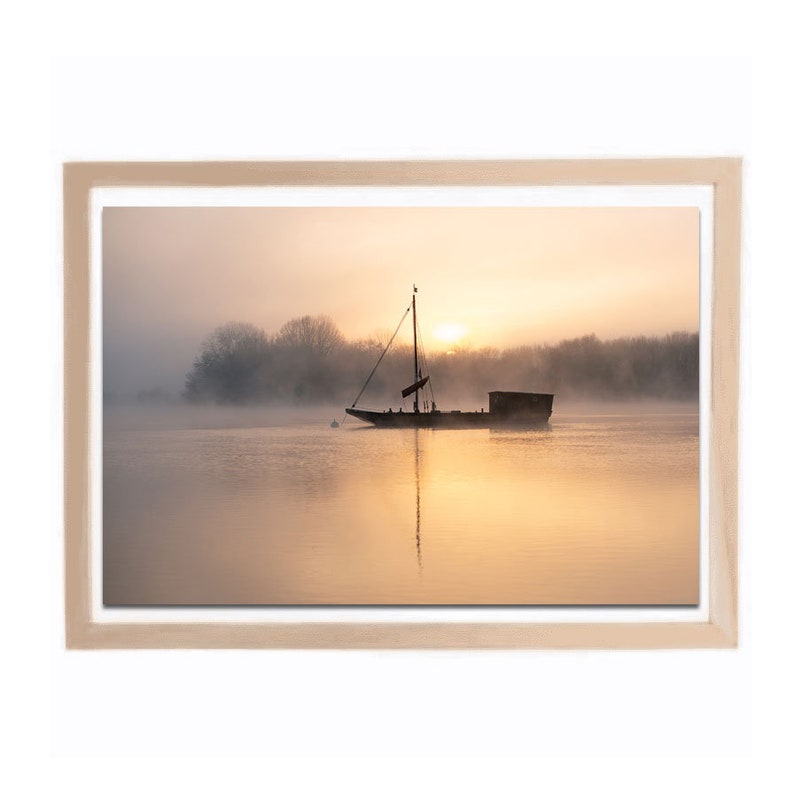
[345,287,553,428]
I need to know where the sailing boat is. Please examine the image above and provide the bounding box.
[345,287,554,428]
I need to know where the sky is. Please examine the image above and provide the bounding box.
[102,205,699,397]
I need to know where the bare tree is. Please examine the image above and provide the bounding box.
[275,315,345,356]
[183,321,271,403]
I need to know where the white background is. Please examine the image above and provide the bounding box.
[2,9,793,794]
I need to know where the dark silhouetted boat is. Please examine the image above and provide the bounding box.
[345,287,553,428]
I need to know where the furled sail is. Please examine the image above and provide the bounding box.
[401,376,429,399]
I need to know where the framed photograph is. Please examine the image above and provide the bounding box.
[64,159,740,648]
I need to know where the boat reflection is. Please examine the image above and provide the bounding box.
[487,424,553,437]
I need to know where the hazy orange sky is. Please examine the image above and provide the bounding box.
[103,206,699,396]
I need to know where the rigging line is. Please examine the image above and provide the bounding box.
[348,304,411,410]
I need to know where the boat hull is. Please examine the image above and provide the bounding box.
[346,392,553,428]
[345,408,488,428]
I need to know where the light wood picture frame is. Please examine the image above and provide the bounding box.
[64,159,740,649]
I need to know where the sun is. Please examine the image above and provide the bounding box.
[432,322,468,346]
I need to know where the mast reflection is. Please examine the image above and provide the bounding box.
[414,429,422,573]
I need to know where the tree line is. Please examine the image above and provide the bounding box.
[183,316,698,406]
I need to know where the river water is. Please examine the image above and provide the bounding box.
[103,405,699,606]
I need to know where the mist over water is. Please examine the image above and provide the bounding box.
[104,398,697,432]
[104,403,337,432]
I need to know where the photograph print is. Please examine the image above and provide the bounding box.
[102,200,701,607]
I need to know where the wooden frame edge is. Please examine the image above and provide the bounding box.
[64,158,741,650]
[66,620,737,650]
[64,162,93,650]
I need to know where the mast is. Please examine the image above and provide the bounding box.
[412,285,419,412]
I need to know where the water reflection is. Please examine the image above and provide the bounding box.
[104,412,699,606]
